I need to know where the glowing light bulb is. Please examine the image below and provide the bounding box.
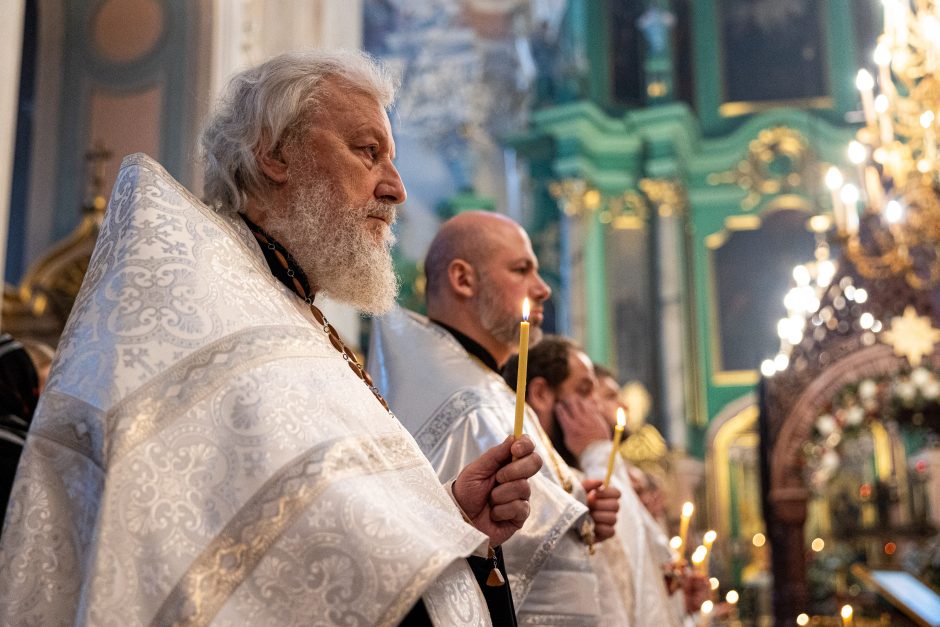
[885,199,904,223]
[856,69,875,91]
[875,94,890,114]
[922,111,935,129]
[760,359,776,377]
[825,166,844,190]
[874,42,892,66]
[793,264,811,286]
[848,141,867,165]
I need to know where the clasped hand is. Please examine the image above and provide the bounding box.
[555,397,610,458]
[453,435,543,547]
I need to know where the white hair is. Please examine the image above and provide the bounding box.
[200,49,397,214]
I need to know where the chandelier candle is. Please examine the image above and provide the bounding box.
[513,298,531,438]
[603,407,626,489]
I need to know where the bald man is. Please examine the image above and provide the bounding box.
[370,211,621,624]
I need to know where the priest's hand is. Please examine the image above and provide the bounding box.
[682,570,710,613]
[582,478,620,542]
[555,397,610,458]
[453,435,543,547]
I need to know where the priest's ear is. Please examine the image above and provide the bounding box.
[526,376,555,421]
[446,258,478,299]
[256,139,290,185]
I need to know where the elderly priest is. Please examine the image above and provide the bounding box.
[0,50,542,626]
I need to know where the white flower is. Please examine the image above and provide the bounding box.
[858,379,877,401]
[846,406,866,427]
[896,381,917,404]
[912,367,932,388]
[816,414,836,436]
[924,381,940,400]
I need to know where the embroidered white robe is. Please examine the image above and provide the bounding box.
[0,154,492,627]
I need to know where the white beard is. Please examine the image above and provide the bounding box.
[264,176,400,316]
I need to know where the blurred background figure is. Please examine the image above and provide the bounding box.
[0,333,45,528]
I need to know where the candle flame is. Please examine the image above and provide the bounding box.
[921,110,935,129]
[873,42,891,66]
[825,166,844,190]
[691,545,707,565]
[703,529,717,544]
[522,298,530,321]
[726,590,739,604]
[700,600,713,615]
[856,69,874,91]
[847,141,867,164]
[616,407,626,428]
[681,502,694,518]
[669,536,682,550]
[874,93,890,113]
[841,605,853,620]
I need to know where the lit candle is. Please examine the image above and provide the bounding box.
[922,111,937,163]
[678,501,694,555]
[691,545,707,575]
[726,590,739,622]
[603,407,626,489]
[875,94,894,145]
[825,167,846,232]
[895,1,909,47]
[699,600,713,627]
[874,41,894,99]
[513,298,531,438]
[702,529,717,573]
[856,70,877,129]
[841,184,860,235]
[883,0,895,37]
[865,166,885,211]
[922,16,940,71]
[841,604,854,627]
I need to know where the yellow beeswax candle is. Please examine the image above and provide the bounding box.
[513,298,531,438]
[678,501,694,556]
[702,529,717,573]
[841,604,853,627]
[603,407,626,489]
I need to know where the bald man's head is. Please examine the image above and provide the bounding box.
[425,211,523,301]
[423,211,552,366]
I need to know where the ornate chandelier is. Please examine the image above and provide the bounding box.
[825,0,940,290]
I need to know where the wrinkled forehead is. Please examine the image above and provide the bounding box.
[306,76,393,133]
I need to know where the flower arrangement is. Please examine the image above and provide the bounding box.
[804,367,940,490]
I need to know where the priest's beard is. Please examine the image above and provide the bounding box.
[264,176,399,316]
[477,276,543,347]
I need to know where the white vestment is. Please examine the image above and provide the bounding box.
[371,309,604,625]
[579,446,684,627]
[0,154,491,627]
